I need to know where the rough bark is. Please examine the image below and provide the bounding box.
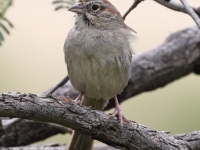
[0,144,119,150]
[0,26,199,148]
[45,26,200,110]
[0,92,200,150]
[0,119,71,146]
[153,0,200,17]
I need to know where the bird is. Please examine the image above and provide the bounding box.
[64,0,135,149]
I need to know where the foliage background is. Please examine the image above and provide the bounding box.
[0,0,200,144]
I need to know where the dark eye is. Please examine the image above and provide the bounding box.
[91,4,100,12]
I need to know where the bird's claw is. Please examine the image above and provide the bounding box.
[73,93,84,105]
[110,108,132,126]
[59,96,73,103]
[74,98,81,105]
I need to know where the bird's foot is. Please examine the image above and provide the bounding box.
[109,96,132,126]
[110,108,132,126]
[59,96,73,103]
[73,93,84,105]
[74,98,81,105]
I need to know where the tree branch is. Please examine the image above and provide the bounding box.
[122,0,143,20]
[0,119,71,147]
[46,26,200,110]
[45,76,69,96]
[180,0,200,29]
[1,144,119,150]
[0,26,199,148]
[153,0,200,17]
[0,0,199,147]
[47,0,200,97]
[1,92,200,149]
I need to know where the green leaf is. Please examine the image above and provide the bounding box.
[2,17,13,28]
[0,0,13,46]
[0,0,13,17]
[52,0,75,5]
[0,23,9,34]
[0,31,4,42]
[55,5,69,11]
[52,0,76,11]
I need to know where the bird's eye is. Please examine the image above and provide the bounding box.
[91,4,100,12]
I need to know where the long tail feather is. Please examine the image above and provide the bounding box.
[68,96,108,150]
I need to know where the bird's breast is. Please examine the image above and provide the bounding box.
[64,28,131,99]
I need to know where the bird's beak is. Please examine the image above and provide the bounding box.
[68,3,85,14]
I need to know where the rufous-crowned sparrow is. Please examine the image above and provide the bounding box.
[64,0,135,149]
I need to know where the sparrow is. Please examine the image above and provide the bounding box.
[64,0,135,149]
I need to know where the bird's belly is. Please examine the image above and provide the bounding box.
[68,54,129,100]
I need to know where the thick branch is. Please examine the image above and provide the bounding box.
[0,26,199,147]
[0,119,71,146]
[0,144,119,150]
[1,92,200,149]
[46,26,200,110]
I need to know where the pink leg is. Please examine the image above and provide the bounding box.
[110,96,131,126]
[74,93,84,105]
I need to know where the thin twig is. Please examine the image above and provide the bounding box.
[180,0,200,29]
[123,0,143,20]
[153,0,200,17]
[45,75,69,95]
[49,123,72,133]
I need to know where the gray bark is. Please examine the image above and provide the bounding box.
[0,119,71,146]
[153,0,200,17]
[0,92,200,150]
[0,144,119,150]
[0,26,200,149]
[46,26,200,110]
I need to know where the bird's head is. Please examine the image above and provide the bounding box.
[68,0,126,30]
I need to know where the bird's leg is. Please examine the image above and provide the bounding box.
[110,96,131,126]
[74,93,84,105]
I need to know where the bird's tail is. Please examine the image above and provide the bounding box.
[67,131,93,150]
[68,96,108,150]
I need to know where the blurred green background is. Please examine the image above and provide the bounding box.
[0,0,200,145]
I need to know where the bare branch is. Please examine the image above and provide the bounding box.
[45,76,69,95]
[180,0,200,29]
[0,26,199,147]
[0,144,119,150]
[46,26,200,110]
[0,119,71,147]
[153,0,200,17]
[122,0,143,20]
[0,119,4,137]
[47,0,200,96]
[1,92,200,149]
[48,0,142,95]
[2,118,23,131]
